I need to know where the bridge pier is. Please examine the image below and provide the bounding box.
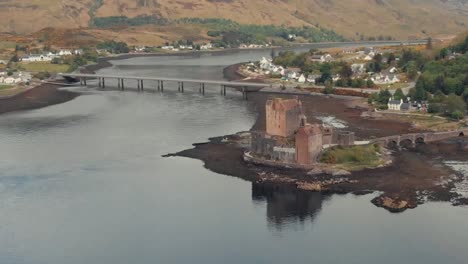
[121,79,125,90]
[98,78,102,88]
[137,80,141,91]
[161,81,164,91]
[242,87,248,100]
[102,78,105,88]
[140,80,144,91]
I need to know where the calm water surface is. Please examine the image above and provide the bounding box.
[0,48,467,264]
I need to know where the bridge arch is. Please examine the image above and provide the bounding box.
[400,139,413,148]
[459,132,465,137]
[387,140,398,149]
[415,137,425,145]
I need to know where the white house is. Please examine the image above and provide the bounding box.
[351,63,366,74]
[363,53,375,61]
[3,77,17,84]
[298,74,306,83]
[287,71,298,80]
[21,54,53,62]
[372,73,400,84]
[58,50,73,56]
[200,43,213,50]
[307,75,318,83]
[311,54,333,63]
[388,98,410,111]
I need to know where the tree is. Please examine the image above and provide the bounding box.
[339,64,353,79]
[439,48,449,59]
[324,79,334,94]
[426,37,433,50]
[366,79,374,88]
[270,49,276,59]
[318,63,332,84]
[387,53,396,64]
[377,89,392,104]
[444,94,466,118]
[393,88,405,101]
[9,54,19,63]
[413,85,427,101]
[405,61,418,80]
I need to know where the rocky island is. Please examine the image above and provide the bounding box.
[167,91,468,213]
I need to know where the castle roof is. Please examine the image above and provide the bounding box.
[296,124,322,136]
[267,98,302,112]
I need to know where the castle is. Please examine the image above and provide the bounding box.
[250,97,355,167]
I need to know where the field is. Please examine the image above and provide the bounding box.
[19,62,70,73]
[0,85,28,97]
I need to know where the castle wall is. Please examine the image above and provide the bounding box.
[266,98,302,137]
[296,125,323,166]
[336,131,355,146]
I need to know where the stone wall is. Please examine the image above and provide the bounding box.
[336,131,355,146]
[272,146,296,163]
[296,125,323,166]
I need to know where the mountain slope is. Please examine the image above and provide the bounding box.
[1,0,467,39]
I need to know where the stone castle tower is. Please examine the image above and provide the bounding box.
[266,97,303,137]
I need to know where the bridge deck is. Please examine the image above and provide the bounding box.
[59,73,269,88]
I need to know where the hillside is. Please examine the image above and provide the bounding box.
[0,0,467,42]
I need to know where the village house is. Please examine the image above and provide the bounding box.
[298,74,306,83]
[387,98,410,111]
[200,43,213,50]
[310,54,333,63]
[307,74,320,83]
[351,63,366,75]
[372,73,400,84]
[21,54,54,62]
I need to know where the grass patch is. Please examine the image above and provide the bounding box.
[0,85,28,97]
[0,85,14,90]
[18,62,70,73]
[0,41,17,50]
[321,144,383,171]
[393,114,465,131]
[377,82,409,90]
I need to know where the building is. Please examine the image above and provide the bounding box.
[266,98,303,137]
[388,98,410,111]
[298,74,306,83]
[250,98,357,168]
[295,123,323,166]
[310,54,333,63]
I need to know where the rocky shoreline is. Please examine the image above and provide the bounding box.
[167,128,468,213]
[0,80,79,115]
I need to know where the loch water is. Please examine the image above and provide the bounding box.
[1,46,468,264]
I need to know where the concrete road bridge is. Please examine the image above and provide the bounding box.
[371,128,468,149]
[59,73,270,100]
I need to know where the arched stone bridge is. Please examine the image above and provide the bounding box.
[371,128,468,148]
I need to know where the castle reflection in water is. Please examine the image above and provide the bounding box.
[252,182,329,229]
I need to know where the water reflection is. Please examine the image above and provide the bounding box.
[252,182,328,229]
